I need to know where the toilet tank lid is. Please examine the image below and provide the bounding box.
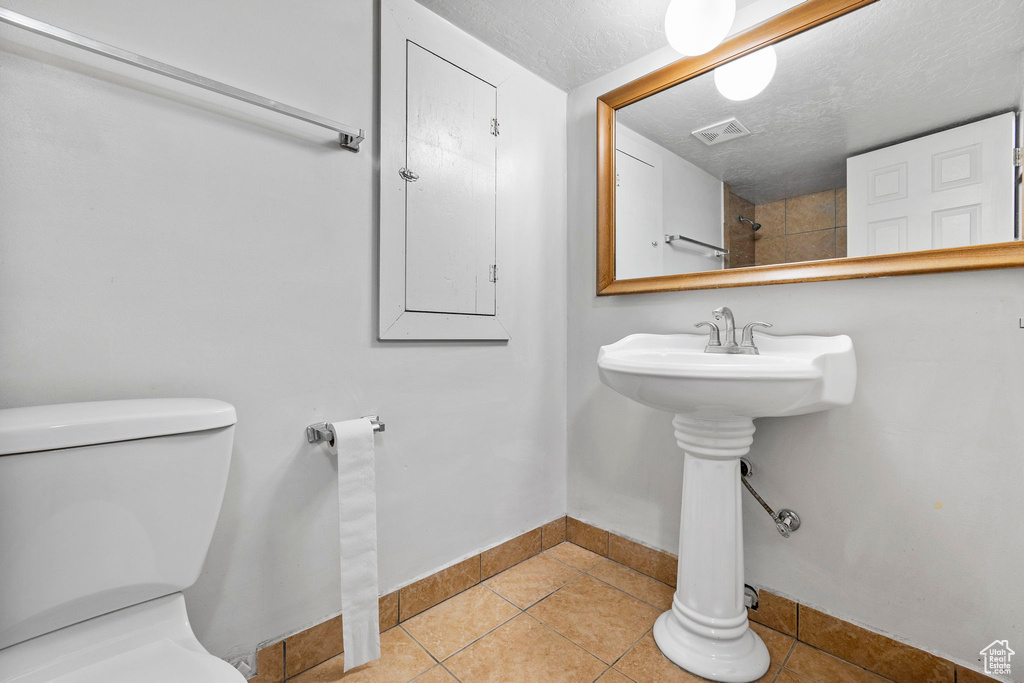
[0,399,237,456]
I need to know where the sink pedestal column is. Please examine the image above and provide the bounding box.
[653,414,769,683]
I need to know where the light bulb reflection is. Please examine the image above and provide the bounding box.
[714,46,778,101]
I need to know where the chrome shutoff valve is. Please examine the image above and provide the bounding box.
[773,510,801,538]
[741,458,802,539]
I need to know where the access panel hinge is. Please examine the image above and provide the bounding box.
[1014,147,1022,167]
[489,264,498,282]
[490,118,500,137]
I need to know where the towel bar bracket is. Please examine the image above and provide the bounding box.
[339,132,364,153]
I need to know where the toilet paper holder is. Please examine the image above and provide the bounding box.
[306,417,385,445]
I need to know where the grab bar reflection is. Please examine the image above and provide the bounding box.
[664,233,729,257]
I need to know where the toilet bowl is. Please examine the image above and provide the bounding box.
[0,399,245,682]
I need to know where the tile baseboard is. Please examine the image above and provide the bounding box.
[562,519,997,683]
[249,517,565,681]
[248,516,1000,683]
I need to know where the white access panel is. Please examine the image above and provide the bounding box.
[615,148,663,280]
[405,43,496,316]
[379,0,510,340]
[847,112,1017,256]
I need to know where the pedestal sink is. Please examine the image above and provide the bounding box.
[598,324,855,683]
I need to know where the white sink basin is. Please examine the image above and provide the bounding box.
[598,332,856,419]
[597,327,856,683]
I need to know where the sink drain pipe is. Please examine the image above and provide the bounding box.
[740,459,801,538]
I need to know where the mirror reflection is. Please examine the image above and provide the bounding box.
[614,0,1024,279]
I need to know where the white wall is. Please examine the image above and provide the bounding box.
[616,124,724,277]
[567,49,1024,670]
[0,0,567,663]
[658,140,724,275]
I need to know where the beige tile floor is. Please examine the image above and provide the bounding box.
[287,542,900,683]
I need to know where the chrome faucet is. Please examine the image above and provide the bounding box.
[713,307,738,349]
[695,307,772,354]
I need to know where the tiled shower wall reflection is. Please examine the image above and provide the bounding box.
[723,187,848,269]
[753,189,848,265]
[723,185,755,269]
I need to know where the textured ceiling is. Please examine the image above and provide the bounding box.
[414,0,761,91]
[617,0,1024,204]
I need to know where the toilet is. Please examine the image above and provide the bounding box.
[0,399,246,682]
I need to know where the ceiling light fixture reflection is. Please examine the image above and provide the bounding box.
[714,46,778,101]
[664,0,737,56]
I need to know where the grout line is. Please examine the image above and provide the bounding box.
[400,572,482,624]
[797,642,900,682]
[401,585,524,664]
[431,609,525,667]
[399,624,442,665]
[586,559,675,606]
[407,661,463,683]
[785,224,839,235]
[521,612,616,667]
[609,626,652,671]
[611,666,639,683]
[540,543,594,572]
[481,545,547,582]
[439,663,464,683]
[404,583,488,623]
[482,579,549,611]
[512,577,577,612]
[480,583,528,612]
[530,550,587,576]
[393,523,551,621]
[525,587,652,669]
[540,518,565,548]
[567,532,677,588]
[405,668,431,683]
[522,573,590,611]
[581,567,670,613]
[778,637,797,675]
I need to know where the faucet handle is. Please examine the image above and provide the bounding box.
[741,322,772,347]
[695,321,721,347]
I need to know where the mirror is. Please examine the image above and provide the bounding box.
[598,0,1024,294]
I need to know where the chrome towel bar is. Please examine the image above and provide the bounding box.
[664,233,729,257]
[307,417,385,446]
[0,7,365,151]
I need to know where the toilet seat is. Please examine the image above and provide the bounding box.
[0,594,245,683]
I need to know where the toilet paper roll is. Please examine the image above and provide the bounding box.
[329,418,381,670]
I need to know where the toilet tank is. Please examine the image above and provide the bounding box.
[0,399,237,650]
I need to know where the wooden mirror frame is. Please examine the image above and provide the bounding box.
[597,0,1024,295]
